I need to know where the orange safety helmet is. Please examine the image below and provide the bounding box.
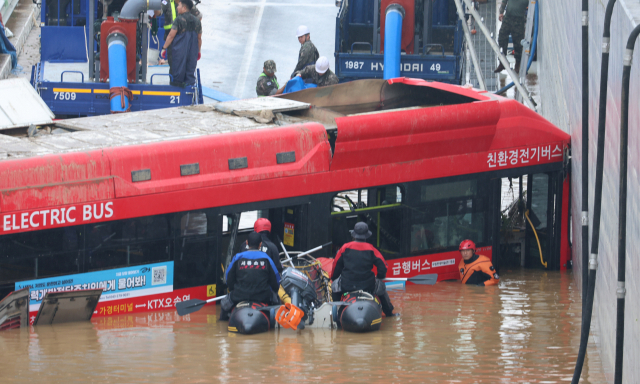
[254,218,271,233]
[459,239,476,252]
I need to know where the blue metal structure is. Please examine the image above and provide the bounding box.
[107,34,130,112]
[32,0,206,117]
[335,0,465,84]
[383,5,403,79]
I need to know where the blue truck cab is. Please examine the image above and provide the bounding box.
[335,0,465,84]
[32,0,203,117]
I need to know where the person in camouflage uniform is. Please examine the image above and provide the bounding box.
[291,25,319,78]
[256,60,280,96]
[296,57,339,87]
[495,0,528,73]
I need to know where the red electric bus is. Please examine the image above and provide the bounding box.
[0,79,570,324]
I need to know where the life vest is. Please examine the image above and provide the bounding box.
[458,254,499,286]
[257,72,279,97]
[163,0,177,30]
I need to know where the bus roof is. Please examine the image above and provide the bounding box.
[0,79,570,215]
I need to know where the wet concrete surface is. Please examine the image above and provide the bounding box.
[197,0,337,99]
[0,269,605,383]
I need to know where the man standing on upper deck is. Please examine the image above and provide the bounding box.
[160,0,202,86]
[291,25,319,79]
[221,232,281,320]
[458,240,499,286]
[155,0,202,33]
[331,222,397,317]
[494,0,528,73]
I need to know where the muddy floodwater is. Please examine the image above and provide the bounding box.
[0,270,606,383]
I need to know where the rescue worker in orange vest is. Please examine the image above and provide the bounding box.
[331,222,398,317]
[458,239,499,286]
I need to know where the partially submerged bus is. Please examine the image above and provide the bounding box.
[0,78,570,324]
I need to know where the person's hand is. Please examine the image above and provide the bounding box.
[161,49,167,59]
[197,52,201,60]
[499,13,504,21]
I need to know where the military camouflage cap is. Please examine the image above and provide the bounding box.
[263,60,277,72]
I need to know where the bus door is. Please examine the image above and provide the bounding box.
[220,202,309,273]
[267,205,308,256]
[524,171,565,270]
[497,170,566,270]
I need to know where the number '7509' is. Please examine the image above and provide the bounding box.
[54,92,76,101]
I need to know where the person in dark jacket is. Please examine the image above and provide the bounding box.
[494,0,528,73]
[160,0,201,86]
[331,222,397,317]
[221,231,281,320]
[245,218,283,274]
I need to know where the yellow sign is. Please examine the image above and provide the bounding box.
[284,223,294,247]
[207,284,216,297]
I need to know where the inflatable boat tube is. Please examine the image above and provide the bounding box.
[333,292,382,333]
[228,302,275,334]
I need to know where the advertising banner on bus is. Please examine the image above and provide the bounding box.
[15,261,174,312]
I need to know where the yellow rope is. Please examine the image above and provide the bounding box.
[525,210,547,268]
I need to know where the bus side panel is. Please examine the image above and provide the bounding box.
[105,124,332,197]
[385,247,493,282]
[0,151,113,212]
[331,100,501,170]
[26,285,211,324]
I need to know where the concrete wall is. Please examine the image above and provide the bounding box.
[537,1,640,383]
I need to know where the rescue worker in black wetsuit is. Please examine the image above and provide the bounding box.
[458,239,500,286]
[331,222,398,317]
[220,231,281,320]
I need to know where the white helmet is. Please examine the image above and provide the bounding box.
[296,25,310,37]
[315,56,330,74]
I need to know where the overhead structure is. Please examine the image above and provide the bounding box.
[31,0,213,117]
[335,0,465,84]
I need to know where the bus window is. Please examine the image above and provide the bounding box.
[86,214,171,271]
[222,211,258,232]
[331,186,405,259]
[333,190,368,212]
[0,226,83,286]
[174,211,217,290]
[408,178,490,254]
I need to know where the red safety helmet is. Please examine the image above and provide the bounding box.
[254,218,271,233]
[459,239,476,252]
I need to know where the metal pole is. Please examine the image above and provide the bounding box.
[453,0,485,90]
[142,12,149,84]
[88,0,95,80]
[461,0,536,110]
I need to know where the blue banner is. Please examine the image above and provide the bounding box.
[16,261,174,310]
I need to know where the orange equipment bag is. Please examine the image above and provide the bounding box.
[275,303,305,330]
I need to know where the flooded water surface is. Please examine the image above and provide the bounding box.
[0,270,605,383]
